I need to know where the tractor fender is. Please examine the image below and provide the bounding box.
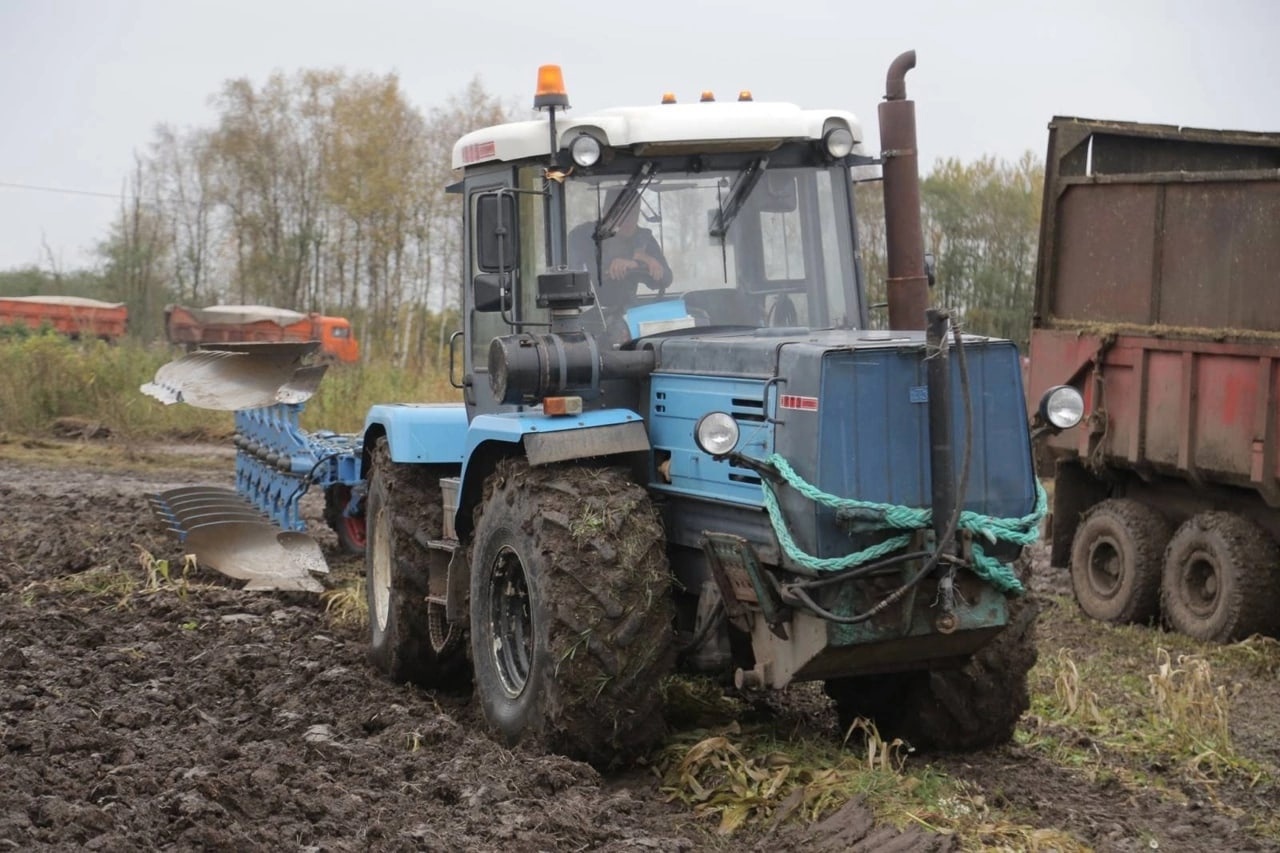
[361,403,469,468]
[455,409,650,540]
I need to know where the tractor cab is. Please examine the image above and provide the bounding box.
[453,66,876,417]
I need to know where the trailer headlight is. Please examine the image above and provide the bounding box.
[569,133,602,167]
[1039,385,1085,429]
[694,412,739,456]
[822,127,855,159]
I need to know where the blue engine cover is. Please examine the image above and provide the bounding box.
[779,338,1036,558]
[643,330,1036,562]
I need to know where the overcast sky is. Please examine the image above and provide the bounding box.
[1,0,1276,272]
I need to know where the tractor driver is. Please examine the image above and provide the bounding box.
[568,188,672,309]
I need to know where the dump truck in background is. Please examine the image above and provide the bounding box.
[164,304,360,363]
[1027,116,1280,643]
[0,295,128,341]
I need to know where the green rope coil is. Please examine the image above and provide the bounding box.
[760,453,1046,594]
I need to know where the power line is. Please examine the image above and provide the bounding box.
[0,180,125,201]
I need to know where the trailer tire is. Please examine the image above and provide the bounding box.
[324,483,367,555]
[824,566,1039,751]
[365,438,468,687]
[469,458,674,769]
[1161,512,1280,642]
[1070,498,1170,624]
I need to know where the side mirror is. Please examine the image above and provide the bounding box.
[474,273,511,313]
[476,192,517,272]
[924,252,937,288]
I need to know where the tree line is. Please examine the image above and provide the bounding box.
[83,70,510,363]
[2,70,1043,356]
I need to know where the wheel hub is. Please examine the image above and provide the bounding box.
[488,545,533,698]
[1087,537,1123,597]
[1182,551,1220,617]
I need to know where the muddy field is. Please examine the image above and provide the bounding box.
[2,438,1278,852]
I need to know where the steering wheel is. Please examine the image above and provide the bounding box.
[767,294,798,327]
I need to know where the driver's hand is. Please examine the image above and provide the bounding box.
[607,257,636,280]
[634,251,663,280]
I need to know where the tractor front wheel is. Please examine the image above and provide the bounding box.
[469,458,674,769]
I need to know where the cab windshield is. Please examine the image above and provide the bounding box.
[563,159,862,331]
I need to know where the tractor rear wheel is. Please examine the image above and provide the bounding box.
[365,438,468,687]
[469,458,674,769]
[1070,498,1170,624]
[824,572,1039,751]
[1161,512,1280,642]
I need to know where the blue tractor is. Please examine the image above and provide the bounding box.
[355,53,1051,768]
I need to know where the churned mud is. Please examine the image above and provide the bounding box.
[1,438,1277,851]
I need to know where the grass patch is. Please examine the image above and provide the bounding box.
[1024,596,1277,823]
[320,577,368,627]
[655,684,1086,850]
[22,547,204,608]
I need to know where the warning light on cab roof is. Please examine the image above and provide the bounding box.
[534,65,569,110]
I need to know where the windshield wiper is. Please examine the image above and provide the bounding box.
[594,161,657,242]
[710,156,768,238]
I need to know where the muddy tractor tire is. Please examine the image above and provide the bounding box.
[365,438,468,687]
[469,458,674,769]
[824,582,1039,752]
[324,483,367,555]
[1070,498,1171,624]
[1161,511,1280,642]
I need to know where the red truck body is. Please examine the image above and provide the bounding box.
[0,296,129,341]
[164,304,359,363]
[1027,116,1280,641]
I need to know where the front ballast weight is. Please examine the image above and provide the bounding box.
[704,456,1045,692]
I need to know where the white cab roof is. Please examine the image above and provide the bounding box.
[453,101,866,169]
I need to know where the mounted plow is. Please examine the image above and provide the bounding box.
[141,342,365,592]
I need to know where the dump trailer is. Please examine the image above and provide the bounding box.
[164,304,360,363]
[1027,116,1280,643]
[0,295,128,341]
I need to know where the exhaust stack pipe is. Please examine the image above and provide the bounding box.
[879,50,929,332]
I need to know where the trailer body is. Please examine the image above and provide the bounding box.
[1028,116,1280,641]
[0,296,128,341]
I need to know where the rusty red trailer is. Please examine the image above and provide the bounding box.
[0,295,128,341]
[1028,116,1280,642]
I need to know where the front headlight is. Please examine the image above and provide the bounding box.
[569,134,602,167]
[694,412,740,456]
[822,127,855,159]
[1039,385,1085,429]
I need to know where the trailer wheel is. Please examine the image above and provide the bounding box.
[365,438,467,687]
[469,458,674,769]
[824,565,1039,751]
[1161,512,1280,642]
[324,484,367,555]
[1069,499,1170,624]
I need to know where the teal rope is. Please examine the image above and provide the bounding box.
[760,453,1046,594]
